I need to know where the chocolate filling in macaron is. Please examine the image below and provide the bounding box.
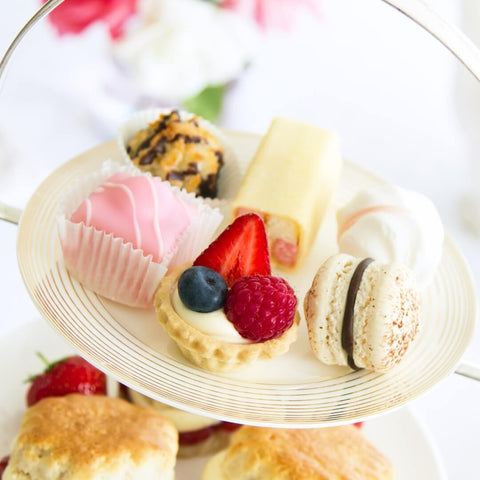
[341,257,374,370]
[305,253,421,373]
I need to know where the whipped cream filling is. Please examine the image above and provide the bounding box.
[129,389,219,432]
[172,287,250,344]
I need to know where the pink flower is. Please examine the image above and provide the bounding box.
[221,0,322,30]
[43,0,137,39]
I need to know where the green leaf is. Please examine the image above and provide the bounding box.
[24,352,70,383]
[183,84,226,123]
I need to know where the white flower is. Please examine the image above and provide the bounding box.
[111,0,257,101]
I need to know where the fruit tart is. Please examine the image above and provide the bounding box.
[154,214,300,372]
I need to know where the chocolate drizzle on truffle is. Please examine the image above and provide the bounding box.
[125,110,225,198]
[341,258,374,370]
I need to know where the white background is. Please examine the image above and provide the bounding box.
[1,0,480,478]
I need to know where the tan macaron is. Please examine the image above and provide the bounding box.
[304,253,421,372]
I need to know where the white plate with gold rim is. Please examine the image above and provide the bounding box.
[1,320,447,480]
[15,131,476,427]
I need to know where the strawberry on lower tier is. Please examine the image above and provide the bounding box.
[178,422,242,446]
[26,353,106,407]
[179,426,216,446]
[194,213,271,287]
[0,456,9,479]
[220,421,242,433]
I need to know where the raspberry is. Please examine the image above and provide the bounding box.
[225,276,297,342]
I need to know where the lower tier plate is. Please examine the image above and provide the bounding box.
[1,320,447,479]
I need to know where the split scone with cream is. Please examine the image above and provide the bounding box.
[124,387,240,458]
[231,116,342,270]
[3,394,178,480]
[202,425,394,479]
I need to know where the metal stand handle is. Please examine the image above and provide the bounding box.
[0,204,21,225]
[0,0,65,226]
[384,0,480,82]
[455,361,480,382]
[0,0,65,82]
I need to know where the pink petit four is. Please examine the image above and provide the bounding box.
[58,163,222,308]
[70,172,197,264]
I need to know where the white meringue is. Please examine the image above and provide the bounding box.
[337,185,444,290]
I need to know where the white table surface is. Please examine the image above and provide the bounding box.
[1,0,479,478]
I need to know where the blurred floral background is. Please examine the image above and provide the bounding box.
[0,0,473,214]
[0,0,327,205]
[42,0,321,122]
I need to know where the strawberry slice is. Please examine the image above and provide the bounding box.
[193,213,271,287]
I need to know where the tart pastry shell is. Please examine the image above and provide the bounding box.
[154,267,300,373]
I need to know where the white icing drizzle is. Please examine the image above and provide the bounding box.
[84,198,92,225]
[104,182,142,249]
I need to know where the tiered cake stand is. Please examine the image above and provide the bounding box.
[0,0,479,477]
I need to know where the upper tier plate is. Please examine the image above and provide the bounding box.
[16,131,477,427]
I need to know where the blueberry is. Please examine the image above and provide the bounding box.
[178,266,227,313]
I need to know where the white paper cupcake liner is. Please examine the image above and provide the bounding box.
[57,160,223,308]
[117,107,242,204]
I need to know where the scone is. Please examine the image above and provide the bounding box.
[231,116,342,270]
[3,394,178,480]
[123,109,225,198]
[304,253,421,372]
[202,425,394,479]
[155,214,300,372]
[337,184,444,289]
[124,387,240,458]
